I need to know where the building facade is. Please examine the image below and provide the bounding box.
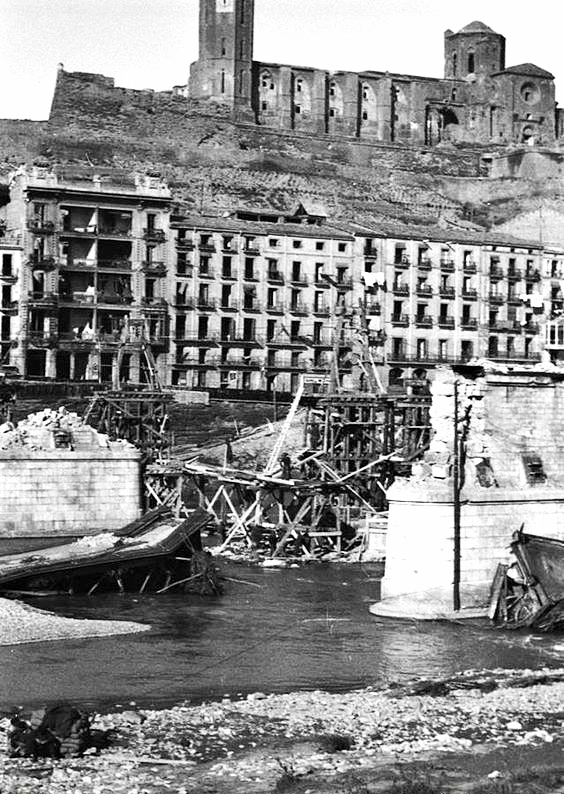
[189,2,560,147]
[3,166,172,382]
[1,166,561,393]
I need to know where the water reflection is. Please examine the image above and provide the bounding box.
[0,563,560,711]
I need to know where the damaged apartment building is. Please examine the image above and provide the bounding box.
[2,166,171,382]
[1,165,564,390]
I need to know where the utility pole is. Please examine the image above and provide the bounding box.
[453,380,461,612]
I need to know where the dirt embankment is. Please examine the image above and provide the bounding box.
[1,669,564,793]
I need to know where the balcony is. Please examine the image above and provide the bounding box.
[335,276,353,289]
[0,271,17,285]
[196,297,217,311]
[438,316,455,329]
[290,276,310,287]
[221,269,238,281]
[219,299,239,312]
[391,313,409,327]
[141,261,167,276]
[462,288,478,300]
[365,302,381,315]
[364,246,378,259]
[418,258,432,271]
[198,268,215,279]
[508,293,522,305]
[28,332,58,348]
[490,320,522,333]
[242,270,258,282]
[242,301,263,314]
[440,259,455,272]
[176,238,195,251]
[524,322,540,334]
[140,297,168,312]
[489,266,504,281]
[525,269,541,283]
[96,259,133,271]
[289,303,310,315]
[222,244,239,254]
[463,260,477,274]
[97,293,135,308]
[314,277,331,288]
[266,271,284,284]
[393,258,410,269]
[489,291,505,305]
[199,242,216,254]
[61,223,98,237]
[217,357,262,369]
[439,286,456,299]
[243,244,260,256]
[312,303,331,315]
[0,300,18,314]
[414,315,433,328]
[29,256,57,271]
[143,228,166,244]
[461,318,478,330]
[28,219,55,234]
[174,296,195,309]
[392,284,409,296]
[507,268,523,282]
[265,301,286,314]
[416,284,433,297]
[28,291,58,309]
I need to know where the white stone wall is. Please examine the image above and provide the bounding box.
[0,449,141,550]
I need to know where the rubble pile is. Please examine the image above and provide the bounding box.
[0,407,131,451]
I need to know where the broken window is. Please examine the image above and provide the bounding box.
[521,453,546,484]
[461,340,473,360]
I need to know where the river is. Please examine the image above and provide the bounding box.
[1,561,562,713]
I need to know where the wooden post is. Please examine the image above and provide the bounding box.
[453,380,461,612]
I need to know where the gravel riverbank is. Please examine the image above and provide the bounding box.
[1,668,564,793]
[0,597,149,646]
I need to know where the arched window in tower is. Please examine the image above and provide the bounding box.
[240,0,245,23]
[259,70,275,111]
[467,52,475,74]
[328,81,343,125]
[238,69,246,95]
[221,37,226,56]
[221,70,226,94]
[452,53,457,77]
[361,83,376,125]
[451,88,457,101]
[240,38,246,58]
[293,75,311,120]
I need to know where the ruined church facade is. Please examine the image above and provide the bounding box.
[189,0,560,147]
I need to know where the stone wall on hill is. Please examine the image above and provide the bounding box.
[0,68,563,237]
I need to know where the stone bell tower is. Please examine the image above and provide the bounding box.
[189,0,254,113]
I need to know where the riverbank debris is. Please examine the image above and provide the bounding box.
[0,507,221,596]
[489,529,564,630]
[9,704,113,759]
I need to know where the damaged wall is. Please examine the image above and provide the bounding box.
[0,409,142,553]
[379,364,564,617]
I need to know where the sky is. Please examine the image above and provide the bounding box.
[1,0,563,120]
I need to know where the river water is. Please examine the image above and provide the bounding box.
[1,562,563,713]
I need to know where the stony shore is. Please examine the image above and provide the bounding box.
[0,597,149,646]
[1,668,564,793]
